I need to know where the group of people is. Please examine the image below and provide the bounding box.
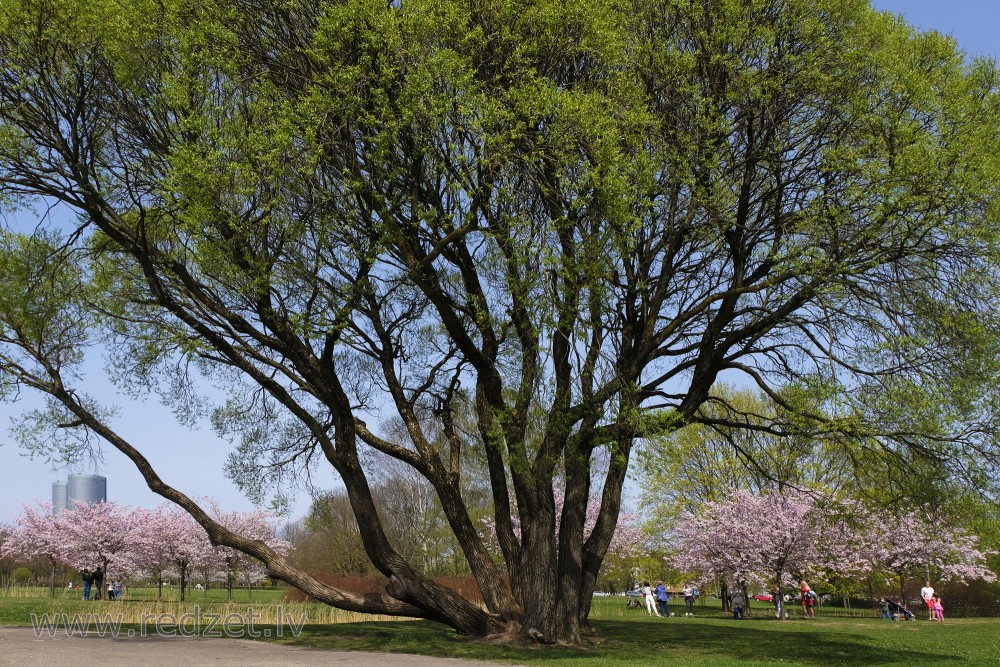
[637,578,947,622]
[77,567,124,601]
[637,581,698,617]
[877,581,945,622]
[638,581,668,617]
[920,581,945,622]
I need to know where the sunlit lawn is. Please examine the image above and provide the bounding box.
[2,589,998,665]
[262,597,1000,666]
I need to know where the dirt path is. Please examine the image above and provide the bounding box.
[0,625,524,667]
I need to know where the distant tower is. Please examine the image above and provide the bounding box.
[65,474,107,509]
[52,480,68,513]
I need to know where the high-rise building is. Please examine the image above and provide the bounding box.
[52,474,107,512]
[51,480,68,513]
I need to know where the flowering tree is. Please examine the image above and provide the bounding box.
[668,489,997,611]
[862,508,996,601]
[1,502,62,597]
[203,501,289,601]
[49,500,146,585]
[3,498,286,601]
[668,489,865,608]
[131,505,215,600]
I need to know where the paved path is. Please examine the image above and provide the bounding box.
[0,626,524,667]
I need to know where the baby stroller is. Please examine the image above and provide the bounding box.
[887,598,915,621]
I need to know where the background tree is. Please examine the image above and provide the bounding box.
[133,505,215,601]
[49,500,145,584]
[862,506,997,602]
[291,492,379,577]
[1,503,62,597]
[636,386,850,526]
[2,0,1000,644]
[668,488,859,608]
[0,525,11,586]
[203,500,288,601]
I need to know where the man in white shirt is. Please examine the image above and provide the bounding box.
[920,581,935,620]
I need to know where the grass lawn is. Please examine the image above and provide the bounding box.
[2,590,996,666]
[270,597,1000,666]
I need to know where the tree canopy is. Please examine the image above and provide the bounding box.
[2,0,1000,644]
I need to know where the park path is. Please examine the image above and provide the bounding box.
[0,626,525,667]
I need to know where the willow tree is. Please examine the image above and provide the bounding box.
[2,0,1000,644]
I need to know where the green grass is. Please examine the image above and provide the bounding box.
[2,591,997,665]
[1,584,285,603]
[264,598,1000,666]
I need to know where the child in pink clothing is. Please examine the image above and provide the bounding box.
[932,594,944,622]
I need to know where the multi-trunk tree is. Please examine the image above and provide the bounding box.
[3,0,1000,644]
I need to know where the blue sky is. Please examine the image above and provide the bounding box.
[1,1,998,525]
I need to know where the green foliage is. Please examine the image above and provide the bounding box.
[636,386,850,530]
[10,567,34,584]
[3,0,1000,642]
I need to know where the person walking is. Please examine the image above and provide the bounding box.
[799,580,815,618]
[654,581,670,617]
[880,597,892,620]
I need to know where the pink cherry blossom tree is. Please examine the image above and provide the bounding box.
[130,505,215,600]
[861,507,996,601]
[202,500,289,601]
[667,488,864,609]
[667,488,997,613]
[4,498,293,601]
[1,502,61,597]
[50,500,147,584]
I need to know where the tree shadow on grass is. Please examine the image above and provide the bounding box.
[595,618,964,666]
[278,617,970,666]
